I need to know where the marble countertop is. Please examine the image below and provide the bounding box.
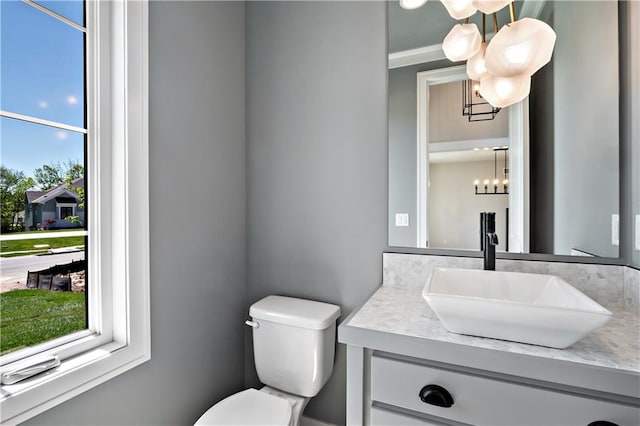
[343,285,640,374]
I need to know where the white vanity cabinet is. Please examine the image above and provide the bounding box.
[339,286,640,426]
[368,353,639,426]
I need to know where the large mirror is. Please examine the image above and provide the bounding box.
[388,0,623,259]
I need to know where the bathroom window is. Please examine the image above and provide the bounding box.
[0,1,150,423]
[1,0,89,355]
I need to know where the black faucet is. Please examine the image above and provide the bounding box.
[480,212,499,271]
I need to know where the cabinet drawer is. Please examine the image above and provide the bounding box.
[371,406,450,426]
[371,355,640,426]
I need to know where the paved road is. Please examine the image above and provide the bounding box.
[1,251,85,286]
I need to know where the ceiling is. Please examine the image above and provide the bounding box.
[388,0,526,54]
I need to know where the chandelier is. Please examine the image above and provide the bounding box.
[462,78,500,121]
[474,147,509,195]
[400,0,556,109]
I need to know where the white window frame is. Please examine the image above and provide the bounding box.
[0,1,150,424]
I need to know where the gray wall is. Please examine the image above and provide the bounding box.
[632,2,640,269]
[429,81,508,143]
[388,63,507,248]
[528,6,555,255]
[553,1,619,258]
[621,0,640,268]
[23,2,247,425]
[388,60,452,247]
[429,160,508,252]
[245,2,387,424]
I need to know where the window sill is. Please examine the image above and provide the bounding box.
[1,339,150,424]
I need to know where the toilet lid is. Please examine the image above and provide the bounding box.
[195,389,292,426]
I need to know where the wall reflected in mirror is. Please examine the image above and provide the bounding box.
[388,0,620,258]
[429,79,510,252]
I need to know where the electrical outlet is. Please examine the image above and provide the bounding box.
[611,214,619,246]
[395,213,409,227]
[636,215,640,251]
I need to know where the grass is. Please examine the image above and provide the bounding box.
[0,290,86,356]
[0,235,85,257]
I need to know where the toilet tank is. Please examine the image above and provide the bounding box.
[249,296,341,397]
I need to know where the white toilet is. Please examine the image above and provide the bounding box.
[195,295,341,426]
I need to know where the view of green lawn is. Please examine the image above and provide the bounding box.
[0,290,86,355]
[0,231,84,257]
[1,231,86,353]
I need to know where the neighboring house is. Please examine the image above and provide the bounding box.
[24,178,85,230]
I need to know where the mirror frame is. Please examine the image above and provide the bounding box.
[386,0,635,267]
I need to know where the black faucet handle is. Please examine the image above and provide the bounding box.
[487,232,499,246]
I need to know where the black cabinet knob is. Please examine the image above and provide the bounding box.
[587,422,619,426]
[419,384,454,408]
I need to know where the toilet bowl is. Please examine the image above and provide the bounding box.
[194,296,340,426]
[195,387,309,426]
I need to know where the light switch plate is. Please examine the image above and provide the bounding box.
[611,214,619,246]
[395,213,409,227]
[636,215,640,251]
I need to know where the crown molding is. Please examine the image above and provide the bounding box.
[389,44,445,69]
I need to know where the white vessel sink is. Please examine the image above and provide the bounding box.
[422,268,612,349]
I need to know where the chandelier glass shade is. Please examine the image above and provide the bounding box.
[479,72,531,108]
[484,17,557,77]
[399,0,557,109]
[442,23,482,62]
[463,79,500,121]
[441,0,477,20]
[399,0,429,10]
[466,41,487,80]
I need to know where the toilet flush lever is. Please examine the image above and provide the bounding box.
[245,320,259,328]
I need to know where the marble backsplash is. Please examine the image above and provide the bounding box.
[383,253,640,312]
[625,266,640,313]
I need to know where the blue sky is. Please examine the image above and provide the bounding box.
[1,0,85,179]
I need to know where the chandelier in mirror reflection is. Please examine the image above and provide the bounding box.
[474,147,509,195]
